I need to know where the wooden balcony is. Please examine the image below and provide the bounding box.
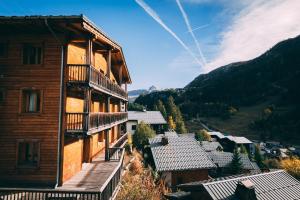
[67,64,128,101]
[66,112,128,135]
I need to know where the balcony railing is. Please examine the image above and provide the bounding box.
[66,112,128,133]
[67,64,128,100]
[0,148,125,200]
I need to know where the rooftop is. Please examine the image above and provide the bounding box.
[0,15,132,83]
[149,134,216,172]
[128,111,167,124]
[208,131,225,139]
[178,170,300,200]
[225,136,253,144]
[202,170,300,200]
[201,141,223,152]
[207,151,260,171]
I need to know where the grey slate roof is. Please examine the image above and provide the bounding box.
[202,170,300,200]
[201,141,223,152]
[128,111,167,124]
[225,136,252,144]
[208,151,260,171]
[149,135,216,172]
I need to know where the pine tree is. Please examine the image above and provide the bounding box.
[240,145,248,154]
[229,146,243,174]
[166,96,177,120]
[156,100,167,119]
[176,121,187,134]
[168,116,176,130]
[255,145,264,168]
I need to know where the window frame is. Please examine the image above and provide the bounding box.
[0,88,5,104]
[19,88,43,114]
[0,42,8,58]
[22,43,44,65]
[132,125,137,131]
[16,139,41,169]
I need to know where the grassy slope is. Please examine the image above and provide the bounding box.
[186,101,291,141]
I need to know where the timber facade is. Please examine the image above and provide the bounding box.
[0,15,131,189]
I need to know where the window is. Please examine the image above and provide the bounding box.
[21,89,41,113]
[17,140,40,168]
[132,125,137,131]
[0,89,5,103]
[0,42,7,57]
[23,44,42,64]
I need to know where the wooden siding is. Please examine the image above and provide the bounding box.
[0,34,62,185]
[62,138,83,182]
[171,169,209,186]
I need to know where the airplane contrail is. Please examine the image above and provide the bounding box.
[135,0,203,66]
[186,24,209,33]
[176,0,207,66]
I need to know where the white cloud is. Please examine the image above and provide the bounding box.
[205,0,300,72]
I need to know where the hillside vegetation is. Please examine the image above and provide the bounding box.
[135,35,300,144]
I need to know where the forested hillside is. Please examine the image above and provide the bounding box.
[135,35,300,144]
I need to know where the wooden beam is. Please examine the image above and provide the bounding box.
[106,49,111,79]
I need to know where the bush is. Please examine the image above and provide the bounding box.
[280,157,300,180]
[132,122,156,150]
[195,129,211,141]
[264,159,280,169]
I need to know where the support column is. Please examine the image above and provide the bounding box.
[86,39,92,65]
[106,49,111,79]
[105,95,111,161]
[83,88,91,131]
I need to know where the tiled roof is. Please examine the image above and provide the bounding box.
[128,111,167,124]
[202,170,300,200]
[208,151,260,171]
[149,135,216,172]
[225,136,252,144]
[201,141,223,152]
[155,132,179,139]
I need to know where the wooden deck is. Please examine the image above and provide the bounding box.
[56,151,121,192]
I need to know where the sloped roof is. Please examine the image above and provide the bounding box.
[225,136,252,144]
[0,15,132,83]
[128,111,167,124]
[208,131,225,139]
[202,170,300,200]
[149,135,216,172]
[207,151,260,171]
[201,141,223,152]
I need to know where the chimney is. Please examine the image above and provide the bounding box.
[235,180,257,200]
[161,135,169,145]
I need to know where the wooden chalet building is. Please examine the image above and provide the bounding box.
[0,14,131,193]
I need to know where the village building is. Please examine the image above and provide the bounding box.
[207,151,261,176]
[220,136,255,154]
[201,141,223,152]
[170,170,300,200]
[0,15,131,199]
[127,110,167,134]
[149,133,216,187]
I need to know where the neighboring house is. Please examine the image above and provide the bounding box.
[220,136,255,154]
[207,151,261,175]
[0,15,131,198]
[207,131,225,142]
[149,133,216,187]
[127,111,167,134]
[201,141,223,152]
[172,170,300,200]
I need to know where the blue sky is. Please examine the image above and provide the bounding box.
[1,0,300,90]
